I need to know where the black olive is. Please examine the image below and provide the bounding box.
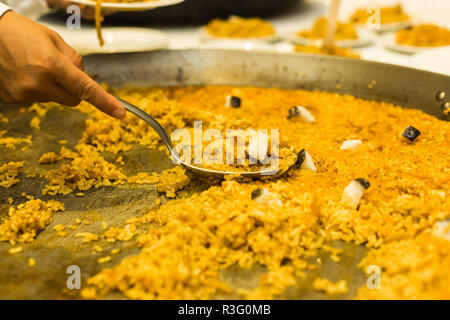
[288,106,300,118]
[251,189,263,199]
[295,149,307,167]
[227,95,241,108]
[355,178,371,190]
[401,126,421,142]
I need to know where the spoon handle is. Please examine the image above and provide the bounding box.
[116,96,172,150]
[323,0,342,51]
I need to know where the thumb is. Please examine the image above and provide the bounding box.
[54,53,126,119]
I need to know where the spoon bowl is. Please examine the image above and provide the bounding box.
[117,97,278,178]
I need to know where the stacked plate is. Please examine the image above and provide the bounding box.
[70,0,185,12]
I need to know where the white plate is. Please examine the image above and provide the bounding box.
[355,20,413,33]
[71,0,184,12]
[383,33,435,54]
[283,29,373,48]
[63,27,168,55]
[198,27,280,43]
[409,47,450,76]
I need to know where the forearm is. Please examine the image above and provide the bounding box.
[1,0,50,19]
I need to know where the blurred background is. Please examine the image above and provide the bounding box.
[41,0,450,74]
[52,0,448,27]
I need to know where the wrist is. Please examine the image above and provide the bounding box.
[0,10,13,31]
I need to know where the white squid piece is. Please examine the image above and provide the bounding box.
[248,130,269,162]
[251,188,282,207]
[341,179,370,209]
[340,139,362,150]
[296,149,317,172]
[289,106,315,123]
[432,220,450,241]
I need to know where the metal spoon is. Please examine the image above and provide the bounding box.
[117,97,278,178]
[322,0,342,52]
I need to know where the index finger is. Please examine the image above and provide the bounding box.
[53,54,126,119]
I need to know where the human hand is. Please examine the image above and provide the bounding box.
[0,12,125,119]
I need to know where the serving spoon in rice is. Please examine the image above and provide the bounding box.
[117,97,279,178]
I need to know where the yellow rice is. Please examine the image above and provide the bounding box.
[2,85,449,299]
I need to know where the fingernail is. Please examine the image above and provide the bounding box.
[113,108,126,119]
